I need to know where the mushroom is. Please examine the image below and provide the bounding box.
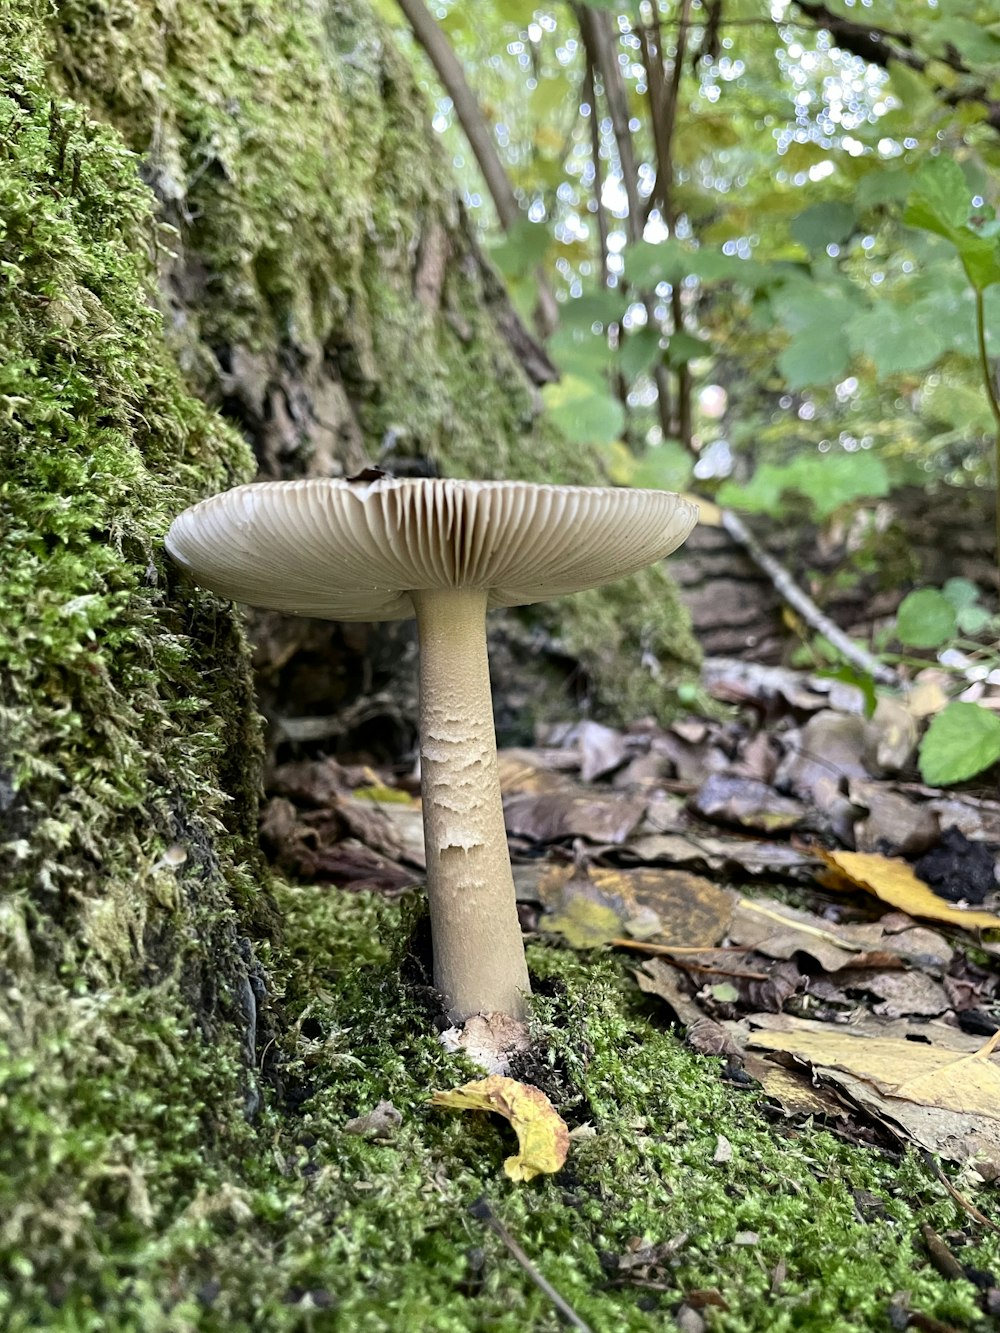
[166,477,697,1022]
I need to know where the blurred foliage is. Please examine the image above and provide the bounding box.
[384,0,1000,512]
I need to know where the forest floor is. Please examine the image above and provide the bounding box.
[233,657,1000,1333]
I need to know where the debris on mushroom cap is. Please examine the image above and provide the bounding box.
[165,477,698,621]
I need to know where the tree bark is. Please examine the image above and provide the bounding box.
[1,2,698,1317]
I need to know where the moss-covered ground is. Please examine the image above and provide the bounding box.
[9,883,997,1331]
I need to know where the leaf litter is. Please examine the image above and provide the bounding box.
[261,655,1000,1185]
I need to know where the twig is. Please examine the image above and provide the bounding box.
[719,506,900,686]
[575,5,674,441]
[396,0,558,335]
[919,1151,999,1233]
[582,59,609,288]
[612,939,751,955]
[469,1197,595,1332]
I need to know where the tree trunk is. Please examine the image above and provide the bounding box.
[1,0,698,1318]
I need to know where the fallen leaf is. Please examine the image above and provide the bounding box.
[777,711,870,813]
[497,748,576,795]
[503,789,647,844]
[754,1062,848,1118]
[690,774,809,834]
[624,832,817,879]
[538,864,734,950]
[848,781,940,858]
[865,696,918,774]
[820,850,1000,931]
[563,720,628,782]
[747,1025,1000,1174]
[430,1076,569,1181]
[834,968,951,1018]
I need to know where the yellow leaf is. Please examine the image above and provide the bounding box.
[820,850,1000,932]
[431,1075,569,1182]
[749,1027,1000,1118]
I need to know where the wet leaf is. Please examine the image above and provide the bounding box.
[820,850,1000,931]
[431,1076,569,1182]
[538,864,734,949]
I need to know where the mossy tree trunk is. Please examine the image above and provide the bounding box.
[1,1,698,1321]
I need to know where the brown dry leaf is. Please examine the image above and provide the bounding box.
[430,1076,569,1181]
[625,832,816,879]
[690,774,809,834]
[848,780,940,858]
[820,850,1000,931]
[538,864,734,950]
[746,1025,1000,1173]
[729,898,867,972]
[562,721,628,783]
[503,789,647,844]
[754,1062,848,1118]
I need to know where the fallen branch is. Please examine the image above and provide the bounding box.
[719,507,901,686]
[469,1197,595,1332]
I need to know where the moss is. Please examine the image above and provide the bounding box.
[0,3,269,1312]
[11,883,994,1330]
[47,0,700,717]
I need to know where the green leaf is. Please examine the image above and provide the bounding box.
[790,202,858,254]
[942,576,980,609]
[957,605,993,635]
[626,440,693,492]
[905,158,1000,292]
[489,219,551,279]
[778,328,851,389]
[847,302,949,377]
[624,240,690,289]
[618,326,663,380]
[932,16,1000,66]
[547,326,613,377]
[905,156,969,237]
[666,331,713,366]
[895,588,957,648]
[560,290,627,328]
[716,451,888,522]
[542,374,624,446]
[919,702,1000,786]
[855,167,914,211]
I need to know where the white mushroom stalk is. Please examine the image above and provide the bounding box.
[412,587,529,1019]
[165,476,698,1022]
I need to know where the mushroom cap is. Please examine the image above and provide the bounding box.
[165,477,698,621]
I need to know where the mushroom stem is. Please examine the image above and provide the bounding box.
[411,588,531,1022]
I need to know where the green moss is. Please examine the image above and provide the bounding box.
[46,0,700,717]
[12,883,993,1331]
[0,4,269,1313]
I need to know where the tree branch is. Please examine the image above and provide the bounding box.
[396,0,518,229]
[719,508,900,685]
[397,0,558,335]
[789,0,1000,134]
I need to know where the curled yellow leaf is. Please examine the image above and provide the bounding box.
[431,1075,569,1182]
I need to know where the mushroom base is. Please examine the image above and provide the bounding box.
[412,588,531,1022]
